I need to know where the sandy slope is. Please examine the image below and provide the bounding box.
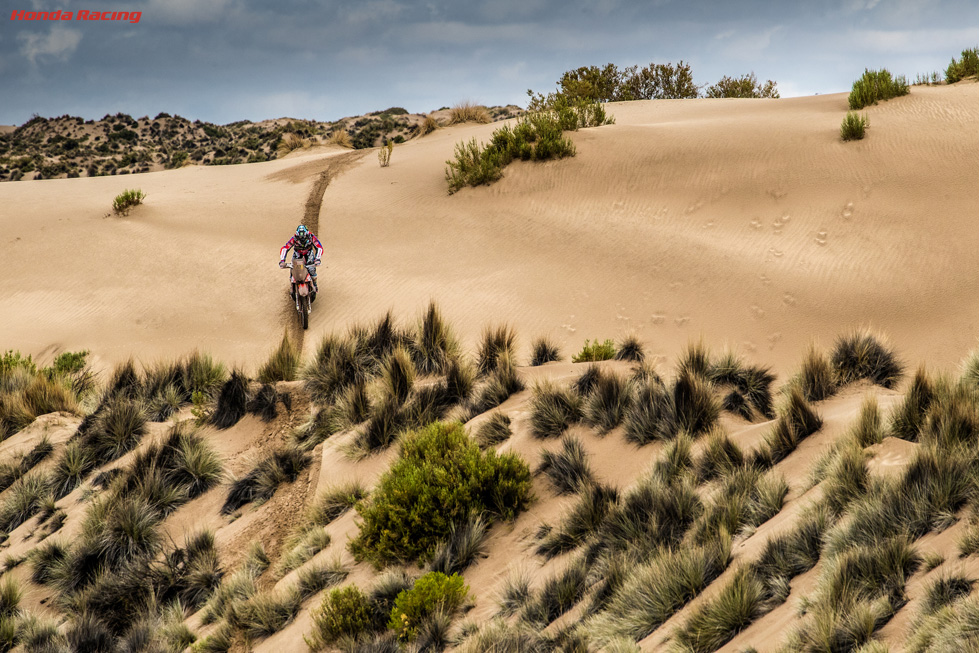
[1,84,976,377]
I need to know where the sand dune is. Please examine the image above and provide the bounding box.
[1,84,976,376]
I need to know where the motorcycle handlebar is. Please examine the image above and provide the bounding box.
[282,262,321,269]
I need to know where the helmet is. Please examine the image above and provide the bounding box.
[295,225,311,248]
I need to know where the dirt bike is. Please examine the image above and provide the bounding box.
[283,260,318,330]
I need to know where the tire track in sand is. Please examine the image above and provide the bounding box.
[283,150,367,353]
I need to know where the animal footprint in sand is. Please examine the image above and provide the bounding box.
[782,293,797,307]
[841,202,854,220]
[750,218,762,230]
[767,247,784,259]
[650,314,666,325]
[759,274,771,285]
[815,230,828,246]
[675,316,691,326]
[772,214,791,234]
[750,305,766,319]
[767,332,783,350]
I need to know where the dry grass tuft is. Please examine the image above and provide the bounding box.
[448,101,492,125]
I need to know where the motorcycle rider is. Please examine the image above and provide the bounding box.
[279,224,323,297]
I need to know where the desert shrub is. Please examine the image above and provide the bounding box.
[378,139,393,167]
[257,333,299,383]
[530,337,561,366]
[112,188,146,215]
[308,585,374,647]
[349,422,532,566]
[420,115,440,136]
[444,138,503,193]
[222,447,309,514]
[848,68,910,109]
[474,412,512,447]
[705,72,779,98]
[841,111,869,141]
[329,129,353,148]
[890,366,934,440]
[448,102,491,125]
[572,339,615,363]
[945,47,979,83]
[388,572,468,641]
[538,436,593,495]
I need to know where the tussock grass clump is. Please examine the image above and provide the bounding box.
[831,331,903,389]
[49,440,97,498]
[694,429,744,482]
[477,325,518,377]
[851,396,884,447]
[587,534,731,641]
[498,568,533,617]
[30,539,69,584]
[672,368,721,437]
[356,396,408,453]
[753,503,829,603]
[329,128,353,148]
[572,339,616,363]
[673,566,766,653]
[0,471,50,533]
[297,559,349,599]
[257,333,300,383]
[890,366,934,441]
[468,352,524,415]
[755,387,822,466]
[521,557,589,626]
[228,585,303,641]
[184,350,227,398]
[448,101,491,125]
[380,348,416,405]
[920,574,975,617]
[623,377,672,445]
[210,370,249,429]
[222,447,310,514]
[906,593,978,653]
[530,337,561,366]
[303,336,369,406]
[308,481,366,527]
[536,482,618,558]
[651,433,694,483]
[475,412,512,448]
[793,343,837,402]
[429,514,488,575]
[691,467,788,542]
[350,422,532,566]
[246,383,284,422]
[945,47,979,83]
[584,371,633,433]
[0,576,21,619]
[538,436,593,495]
[615,335,645,362]
[276,528,331,577]
[112,188,146,215]
[822,444,871,515]
[420,114,440,136]
[412,302,461,376]
[848,68,910,109]
[573,363,602,396]
[841,111,870,141]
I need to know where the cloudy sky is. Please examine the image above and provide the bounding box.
[1,0,976,125]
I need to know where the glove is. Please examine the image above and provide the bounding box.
[314,259,321,267]
[279,260,287,268]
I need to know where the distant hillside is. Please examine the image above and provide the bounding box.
[0,105,522,182]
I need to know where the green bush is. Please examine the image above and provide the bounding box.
[112,188,146,215]
[704,73,779,98]
[848,69,909,110]
[387,572,468,641]
[572,339,616,363]
[307,585,373,646]
[841,112,869,141]
[945,47,979,83]
[349,422,532,566]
